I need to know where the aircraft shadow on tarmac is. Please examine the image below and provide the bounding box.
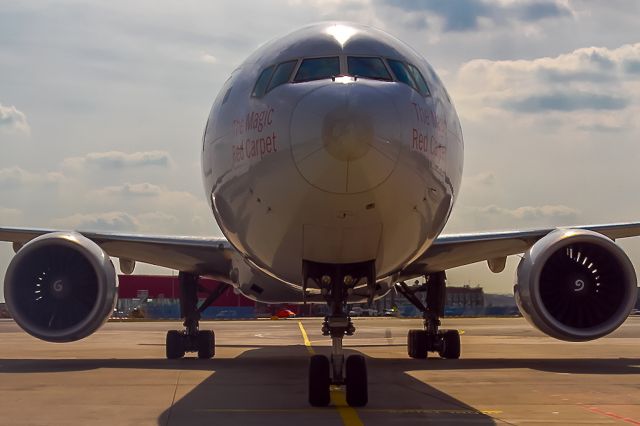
[1,346,639,425]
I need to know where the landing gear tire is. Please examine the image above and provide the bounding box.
[309,354,331,407]
[345,355,368,407]
[438,329,461,359]
[407,329,428,359]
[197,330,215,359]
[166,330,185,359]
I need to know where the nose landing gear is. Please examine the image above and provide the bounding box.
[396,271,461,360]
[308,315,368,407]
[305,261,373,407]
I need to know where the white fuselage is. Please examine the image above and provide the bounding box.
[201,23,463,299]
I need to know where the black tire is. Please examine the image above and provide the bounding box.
[438,329,461,359]
[197,330,215,359]
[407,329,428,359]
[345,354,368,407]
[166,330,185,359]
[309,354,331,407]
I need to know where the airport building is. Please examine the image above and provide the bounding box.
[115,275,321,318]
[378,284,493,317]
[116,275,256,319]
[116,276,495,318]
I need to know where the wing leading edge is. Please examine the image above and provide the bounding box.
[401,222,640,278]
[0,226,236,281]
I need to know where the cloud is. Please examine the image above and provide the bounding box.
[89,183,202,205]
[63,151,172,170]
[97,182,163,197]
[0,207,22,223]
[52,211,139,232]
[51,209,193,234]
[452,42,640,127]
[466,172,496,187]
[200,52,218,64]
[392,0,490,32]
[137,211,179,229]
[624,59,640,74]
[0,103,30,135]
[379,0,571,32]
[516,2,571,22]
[81,183,213,234]
[504,92,629,113]
[477,204,580,221]
[446,203,583,233]
[577,123,624,133]
[0,167,65,189]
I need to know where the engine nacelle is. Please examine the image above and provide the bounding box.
[4,232,117,342]
[515,229,637,341]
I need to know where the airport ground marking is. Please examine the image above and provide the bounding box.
[297,321,315,354]
[585,406,640,425]
[331,387,365,426]
[298,321,364,426]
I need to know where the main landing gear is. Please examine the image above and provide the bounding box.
[395,271,461,360]
[305,261,373,407]
[166,272,226,360]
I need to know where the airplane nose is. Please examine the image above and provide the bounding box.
[291,82,401,194]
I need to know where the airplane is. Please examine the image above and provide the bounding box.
[1,22,639,408]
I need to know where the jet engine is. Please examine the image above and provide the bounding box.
[515,228,637,341]
[4,232,117,342]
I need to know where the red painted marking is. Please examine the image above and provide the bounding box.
[586,406,640,425]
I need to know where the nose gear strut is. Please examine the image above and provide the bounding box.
[304,260,373,407]
[395,271,461,359]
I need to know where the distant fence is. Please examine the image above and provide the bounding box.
[399,305,520,317]
[143,303,255,319]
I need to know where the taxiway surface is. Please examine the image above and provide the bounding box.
[0,316,638,425]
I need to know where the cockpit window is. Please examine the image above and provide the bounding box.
[294,57,340,82]
[388,59,419,93]
[347,57,391,81]
[267,60,297,92]
[252,65,275,98]
[407,64,431,97]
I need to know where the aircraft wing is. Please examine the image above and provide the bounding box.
[401,222,640,278]
[0,226,235,281]
[3,222,640,283]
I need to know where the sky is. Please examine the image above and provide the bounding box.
[1,0,640,296]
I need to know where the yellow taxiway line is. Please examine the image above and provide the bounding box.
[297,320,315,355]
[298,321,364,426]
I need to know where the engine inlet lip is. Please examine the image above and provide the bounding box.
[4,232,111,342]
[528,229,637,341]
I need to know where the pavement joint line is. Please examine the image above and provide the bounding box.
[298,321,364,426]
[164,371,181,426]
